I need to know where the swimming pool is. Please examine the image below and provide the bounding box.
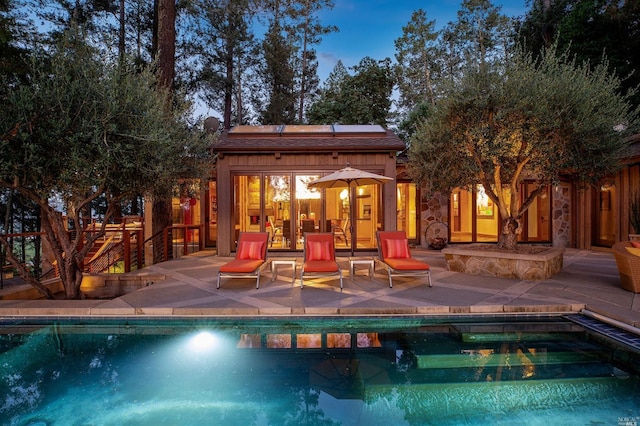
[1,315,639,425]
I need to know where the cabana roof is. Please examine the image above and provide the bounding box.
[214,124,406,153]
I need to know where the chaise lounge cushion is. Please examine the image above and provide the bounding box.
[303,260,340,272]
[220,259,265,273]
[384,258,430,271]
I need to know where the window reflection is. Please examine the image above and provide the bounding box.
[297,334,322,349]
[267,334,291,348]
[327,333,351,348]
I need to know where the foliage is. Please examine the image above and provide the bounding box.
[257,20,297,124]
[307,57,394,126]
[408,45,638,249]
[184,0,256,129]
[516,0,640,108]
[394,9,439,112]
[0,0,29,84]
[288,0,337,123]
[397,101,433,143]
[393,0,513,134]
[305,60,347,124]
[451,0,512,70]
[0,30,212,298]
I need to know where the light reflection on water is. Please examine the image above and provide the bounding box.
[1,316,639,425]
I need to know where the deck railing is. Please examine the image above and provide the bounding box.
[2,222,205,287]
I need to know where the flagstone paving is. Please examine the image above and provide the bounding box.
[1,248,639,331]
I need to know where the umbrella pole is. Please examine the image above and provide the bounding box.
[349,183,355,257]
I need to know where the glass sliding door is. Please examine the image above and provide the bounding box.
[521,183,551,242]
[476,185,499,242]
[232,175,261,245]
[396,183,417,240]
[325,187,350,249]
[354,185,380,249]
[294,175,321,250]
[449,185,499,243]
[595,184,616,246]
[265,175,291,248]
[450,188,474,242]
[207,181,217,246]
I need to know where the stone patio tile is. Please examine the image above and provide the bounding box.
[503,304,577,313]
[304,307,339,315]
[259,307,293,315]
[450,306,471,313]
[416,305,450,314]
[339,306,417,315]
[470,304,505,313]
[173,307,260,316]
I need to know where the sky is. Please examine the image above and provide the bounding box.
[313,0,528,81]
[197,0,529,120]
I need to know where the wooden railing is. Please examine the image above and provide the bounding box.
[2,222,205,287]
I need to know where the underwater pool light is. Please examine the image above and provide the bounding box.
[188,331,218,352]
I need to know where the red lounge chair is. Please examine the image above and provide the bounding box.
[300,233,343,289]
[376,231,432,288]
[217,232,269,289]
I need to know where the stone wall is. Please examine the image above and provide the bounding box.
[552,183,572,248]
[420,191,449,248]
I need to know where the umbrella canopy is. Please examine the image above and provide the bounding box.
[307,166,394,256]
[307,166,393,189]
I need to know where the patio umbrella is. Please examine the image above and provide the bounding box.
[307,165,394,256]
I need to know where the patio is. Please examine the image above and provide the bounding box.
[1,247,639,332]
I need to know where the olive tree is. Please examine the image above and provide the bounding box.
[0,32,211,299]
[408,46,637,250]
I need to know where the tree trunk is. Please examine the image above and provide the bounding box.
[118,0,125,60]
[36,206,87,299]
[152,197,172,264]
[61,255,84,299]
[223,40,233,129]
[497,216,519,251]
[156,0,175,91]
[151,0,176,264]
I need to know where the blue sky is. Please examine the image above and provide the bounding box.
[314,0,528,81]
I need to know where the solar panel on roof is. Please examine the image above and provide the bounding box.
[281,125,333,134]
[229,125,282,134]
[332,124,386,134]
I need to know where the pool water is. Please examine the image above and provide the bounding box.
[1,316,639,425]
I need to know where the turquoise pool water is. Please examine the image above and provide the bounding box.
[1,315,639,425]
